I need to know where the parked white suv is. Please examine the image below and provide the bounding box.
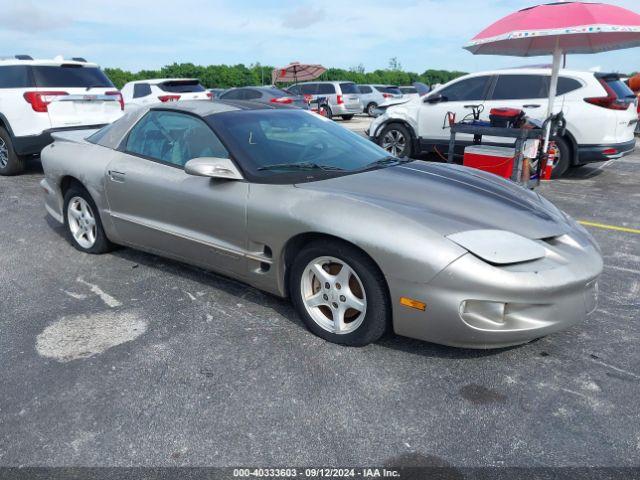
[0,55,124,175]
[121,78,211,109]
[369,68,638,177]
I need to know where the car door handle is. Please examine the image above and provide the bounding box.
[108,170,126,183]
[523,104,541,108]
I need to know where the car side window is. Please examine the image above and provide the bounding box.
[0,66,33,88]
[244,89,262,100]
[440,76,491,102]
[359,86,372,94]
[300,84,318,95]
[287,85,300,95]
[133,83,152,98]
[221,89,244,100]
[125,111,229,167]
[557,77,583,95]
[318,84,336,94]
[491,75,548,100]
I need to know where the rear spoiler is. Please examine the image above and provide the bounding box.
[51,129,100,144]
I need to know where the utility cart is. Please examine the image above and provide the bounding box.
[446,108,565,189]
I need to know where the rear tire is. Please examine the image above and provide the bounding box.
[377,123,414,158]
[551,136,571,179]
[63,185,113,254]
[341,115,354,121]
[290,240,390,347]
[366,102,378,117]
[0,127,25,176]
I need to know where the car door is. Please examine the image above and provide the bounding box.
[418,75,494,145]
[104,109,249,276]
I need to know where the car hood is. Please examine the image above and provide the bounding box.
[295,161,569,239]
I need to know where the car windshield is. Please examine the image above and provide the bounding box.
[208,110,403,183]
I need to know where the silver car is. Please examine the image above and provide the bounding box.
[40,101,602,348]
[357,85,404,117]
[286,81,362,120]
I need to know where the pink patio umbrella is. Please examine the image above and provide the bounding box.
[464,1,640,149]
[272,62,326,84]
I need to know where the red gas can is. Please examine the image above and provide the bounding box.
[463,145,515,179]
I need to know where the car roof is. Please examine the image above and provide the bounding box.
[461,68,596,79]
[149,99,294,116]
[125,78,200,85]
[0,58,99,67]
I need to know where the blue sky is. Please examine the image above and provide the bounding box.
[0,0,638,74]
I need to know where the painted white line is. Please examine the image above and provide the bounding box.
[76,277,122,308]
[604,264,640,275]
[591,359,640,380]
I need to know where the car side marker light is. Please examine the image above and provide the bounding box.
[400,297,426,311]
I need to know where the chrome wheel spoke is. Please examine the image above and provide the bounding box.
[310,262,332,285]
[306,292,327,308]
[333,304,347,333]
[343,291,365,312]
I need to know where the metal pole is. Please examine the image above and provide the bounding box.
[543,42,563,153]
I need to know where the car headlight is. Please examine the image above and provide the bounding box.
[447,229,546,265]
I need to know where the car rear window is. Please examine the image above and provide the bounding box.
[383,86,402,95]
[0,66,33,88]
[400,87,418,94]
[158,80,205,93]
[31,65,114,88]
[339,83,358,94]
[604,77,635,100]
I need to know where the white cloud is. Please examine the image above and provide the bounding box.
[0,0,73,32]
[282,6,326,29]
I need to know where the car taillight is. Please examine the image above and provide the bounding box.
[382,93,392,98]
[270,97,294,104]
[206,92,213,99]
[106,91,124,110]
[158,95,181,103]
[23,91,68,112]
[602,148,618,155]
[336,95,344,105]
[584,78,630,111]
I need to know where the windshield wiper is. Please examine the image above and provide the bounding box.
[360,156,412,171]
[258,162,344,172]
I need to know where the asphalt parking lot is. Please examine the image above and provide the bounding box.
[0,146,639,469]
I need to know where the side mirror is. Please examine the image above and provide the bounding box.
[185,157,244,181]
[425,93,446,104]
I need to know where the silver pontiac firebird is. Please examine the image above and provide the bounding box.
[40,101,603,348]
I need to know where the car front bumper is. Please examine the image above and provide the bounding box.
[386,235,603,349]
[577,138,636,164]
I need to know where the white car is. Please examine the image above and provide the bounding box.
[369,68,638,177]
[121,78,211,109]
[0,55,124,175]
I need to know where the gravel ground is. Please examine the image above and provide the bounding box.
[0,149,638,470]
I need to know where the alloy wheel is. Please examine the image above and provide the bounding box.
[67,196,97,249]
[0,138,8,169]
[382,129,406,157]
[300,256,367,335]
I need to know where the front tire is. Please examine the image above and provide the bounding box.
[63,186,113,254]
[377,123,414,158]
[290,240,390,347]
[0,127,25,176]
